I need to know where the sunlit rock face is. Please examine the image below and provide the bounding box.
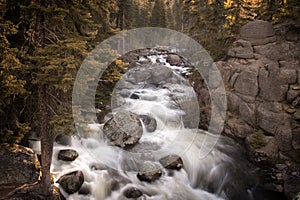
[0,144,40,198]
[215,20,300,196]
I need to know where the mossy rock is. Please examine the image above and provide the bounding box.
[247,130,267,149]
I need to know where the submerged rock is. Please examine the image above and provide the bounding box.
[57,170,84,194]
[103,110,143,148]
[137,161,162,182]
[58,149,79,161]
[159,154,183,170]
[138,114,157,132]
[123,187,143,198]
[55,134,72,146]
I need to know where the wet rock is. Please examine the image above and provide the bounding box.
[138,114,157,132]
[166,54,182,66]
[78,183,91,195]
[150,65,173,83]
[57,170,84,194]
[130,93,139,99]
[240,20,276,45]
[55,134,71,146]
[0,144,40,187]
[137,161,162,182]
[103,110,143,148]
[227,39,254,59]
[58,149,79,161]
[159,154,183,170]
[123,187,143,199]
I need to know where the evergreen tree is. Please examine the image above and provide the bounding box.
[150,0,167,27]
[0,0,30,144]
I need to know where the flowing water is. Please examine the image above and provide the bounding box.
[51,51,257,200]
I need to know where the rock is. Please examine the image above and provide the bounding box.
[58,149,79,161]
[103,110,143,148]
[138,114,157,132]
[225,117,254,139]
[247,135,279,165]
[166,54,182,66]
[275,124,293,152]
[284,177,300,200]
[279,60,300,70]
[287,85,300,103]
[258,61,288,101]
[123,187,143,199]
[78,183,91,195]
[55,134,72,146]
[5,185,65,200]
[239,102,256,126]
[159,154,183,170]
[57,171,84,194]
[137,161,162,182]
[234,69,258,97]
[257,103,288,134]
[280,69,297,84]
[227,39,254,59]
[0,144,40,189]
[240,20,276,46]
[130,93,139,99]
[254,42,294,61]
[150,65,173,83]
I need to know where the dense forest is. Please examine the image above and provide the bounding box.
[0,0,299,198]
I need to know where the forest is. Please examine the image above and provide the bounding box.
[0,0,299,199]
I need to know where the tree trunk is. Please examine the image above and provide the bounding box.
[35,2,54,198]
[38,84,54,197]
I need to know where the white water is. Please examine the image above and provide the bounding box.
[51,52,252,200]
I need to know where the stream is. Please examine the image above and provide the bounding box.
[51,51,258,200]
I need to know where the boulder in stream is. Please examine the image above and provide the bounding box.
[159,154,183,170]
[137,161,162,182]
[138,114,157,132]
[57,170,84,194]
[58,149,79,161]
[123,187,143,199]
[166,54,182,66]
[103,110,143,148]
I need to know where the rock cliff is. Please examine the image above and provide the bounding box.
[215,20,300,198]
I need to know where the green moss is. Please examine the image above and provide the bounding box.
[248,130,267,149]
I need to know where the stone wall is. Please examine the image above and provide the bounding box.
[215,20,300,198]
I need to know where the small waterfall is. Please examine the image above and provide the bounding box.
[51,50,257,200]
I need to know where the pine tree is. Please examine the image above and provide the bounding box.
[150,0,167,27]
[0,0,30,144]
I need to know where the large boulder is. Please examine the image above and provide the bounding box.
[0,144,40,193]
[103,110,143,148]
[258,59,288,102]
[234,69,258,97]
[137,161,162,182]
[240,20,276,46]
[227,39,254,59]
[58,149,79,161]
[57,171,84,194]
